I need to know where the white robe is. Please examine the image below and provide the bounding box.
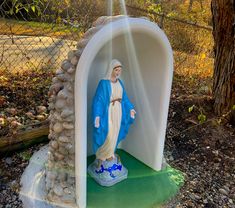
[96,80,123,161]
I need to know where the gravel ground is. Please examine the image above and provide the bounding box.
[0,143,46,208]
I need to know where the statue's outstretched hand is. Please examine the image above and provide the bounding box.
[130,109,136,119]
[95,116,100,128]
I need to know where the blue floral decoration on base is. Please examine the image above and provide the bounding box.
[88,156,128,187]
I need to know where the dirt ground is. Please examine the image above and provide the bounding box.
[165,76,235,207]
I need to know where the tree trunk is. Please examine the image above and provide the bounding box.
[211,0,235,115]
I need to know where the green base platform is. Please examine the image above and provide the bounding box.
[87,149,184,208]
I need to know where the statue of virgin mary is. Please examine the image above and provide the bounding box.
[88,59,136,186]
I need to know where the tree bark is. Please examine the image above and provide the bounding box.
[211,0,235,115]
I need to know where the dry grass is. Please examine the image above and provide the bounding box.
[174,51,213,79]
[0,18,83,40]
[0,18,80,73]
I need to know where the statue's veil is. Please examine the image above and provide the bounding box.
[104,59,122,80]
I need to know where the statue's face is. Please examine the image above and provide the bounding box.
[112,66,122,79]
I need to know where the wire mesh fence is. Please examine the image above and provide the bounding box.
[126,4,214,80]
[0,21,79,73]
[0,0,107,73]
[0,0,214,79]
[0,1,214,138]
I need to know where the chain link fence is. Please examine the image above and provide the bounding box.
[126,4,214,80]
[0,0,214,141]
[0,0,107,73]
[0,1,214,79]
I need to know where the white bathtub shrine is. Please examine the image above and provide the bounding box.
[20,16,174,208]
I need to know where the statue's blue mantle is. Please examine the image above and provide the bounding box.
[92,79,135,154]
[88,156,128,186]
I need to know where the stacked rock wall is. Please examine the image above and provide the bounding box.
[45,15,127,206]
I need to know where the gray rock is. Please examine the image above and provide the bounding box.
[48,103,55,110]
[67,67,75,74]
[64,82,73,91]
[76,39,89,49]
[57,89,68,99]
[228,199,233,204]
[63,115,75,122]
[63,187,72,194]
[61,60,72,71]
[60,194,75,204]
[66,96,74,106]
[58,136,69,143]
[64,130,74,137]
[55,68,64,75]
[58,173,67,182]
[203,199,208,204]
[67,50,76,60]
[52,77,59,84]
[54,152,65,160]
[54,111,63,121]
[5,157,13,165]
[47,171,57,180]
[74,49,83,58]
[53,185,63,196]
[46,180,53,191]
[67,176,75,185]
[61,109,73,118]
[70,56,78,66]
[67,159,75,168]
[51,141,59,149]
[12,194,17,201]
[83,27,97,39]
[219,188,229,196]
[55,99,66,109]
[58,146,68,155]
[53,122,63,133]
[65,144,74,153]
[189,193,201,200]
[62,122,74,130]
[57,74,69,82]
[168,155,174,161]
[223,185,230,193]
[92,16,108,27]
